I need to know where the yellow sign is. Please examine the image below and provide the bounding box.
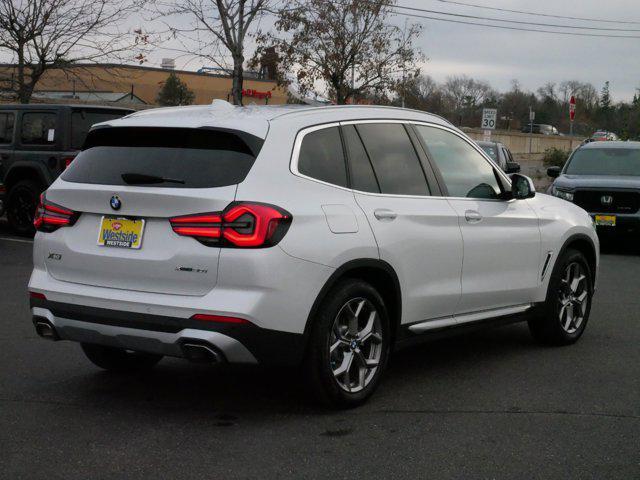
[98,217,145,249]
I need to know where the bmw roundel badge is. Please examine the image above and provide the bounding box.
[110,195,122,211]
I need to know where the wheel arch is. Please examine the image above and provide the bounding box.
[557,233,598,286]
[5,163,50,190]
[302,258,403,347]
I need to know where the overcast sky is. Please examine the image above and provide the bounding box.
[145,0,639,102]
[397,0,640,101]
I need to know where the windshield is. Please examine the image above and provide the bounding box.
[479,145,498,161]
[565,148,640,176]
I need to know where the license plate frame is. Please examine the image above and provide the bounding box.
[594,214,616,227]
[97,216,146,249]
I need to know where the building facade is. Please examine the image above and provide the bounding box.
[0,63,289,106]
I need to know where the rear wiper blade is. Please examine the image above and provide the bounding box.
[121,173,185,185]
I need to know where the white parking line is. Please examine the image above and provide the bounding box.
[0,236,33,244]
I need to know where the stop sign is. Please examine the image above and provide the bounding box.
[569,95,576,121]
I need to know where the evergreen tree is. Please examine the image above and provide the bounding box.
[157,72,195,106]
[600,81,611,110]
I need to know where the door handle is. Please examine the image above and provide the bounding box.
[374,209,397,221]
[464,210,482,223]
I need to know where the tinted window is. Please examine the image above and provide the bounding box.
[356,123,429,195]
[416,126,501,199]
[71,110,130,149]
[565,148,640,176]
[21,112,57,145]
[342,125,379,193]
[0,113,14,144]
[62,127,262,188]
[298,127,347,188]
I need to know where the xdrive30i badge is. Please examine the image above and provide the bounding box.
[175,266,208,274]
[110,195,122,211]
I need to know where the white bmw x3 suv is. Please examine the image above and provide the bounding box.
[29,102,598,407]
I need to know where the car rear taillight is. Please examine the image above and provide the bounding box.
[170,202,292,248]
[62,156,75,170]
[34,194,79,232]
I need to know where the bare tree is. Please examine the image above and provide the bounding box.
[399,74,445,113]
[442,75,491,114]
[0,0,148,103]
[559,80,599,110]
[253,0,423,105]
[155,0,271,105]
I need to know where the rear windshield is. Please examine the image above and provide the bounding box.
[62,127,263,188]
[71,109,131,150]
[565,148,640,176]
[479,144,497,161]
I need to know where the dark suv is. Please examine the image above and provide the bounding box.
[547,141,640,236]
[0,104,133,234]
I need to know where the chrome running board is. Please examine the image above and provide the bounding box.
[408,304,533,334]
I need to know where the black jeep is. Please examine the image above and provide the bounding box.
[0,104,134,234]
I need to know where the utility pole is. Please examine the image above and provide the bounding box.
[401,18,408,108]
[529,106,535,154]
[350,10,356,104]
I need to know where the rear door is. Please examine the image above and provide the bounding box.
[413,124,541,313]
[43,126,261,296]
[344,121,463,324]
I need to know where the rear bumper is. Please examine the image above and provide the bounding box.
[30,298,306,366]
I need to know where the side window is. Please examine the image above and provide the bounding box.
[297,126,347,188]
[0,113,15,144]
[415,125,501,199]
[356,123,429,196]
[21,112,57,145]
[342,125,380,193]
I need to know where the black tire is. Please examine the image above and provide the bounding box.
[528,248,593,345]
[6,179,42,236]
[81,343,163,372]
[304,278,391,408]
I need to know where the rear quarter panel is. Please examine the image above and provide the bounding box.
[235,116,379,268]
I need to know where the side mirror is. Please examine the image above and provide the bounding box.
[505,162,521,174]
[547,166,561,178]
[511,174,536,199]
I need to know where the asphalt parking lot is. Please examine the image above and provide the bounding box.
[1,222,638,479]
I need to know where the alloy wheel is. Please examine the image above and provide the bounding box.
[558,261,589,334]
[329,297,383,393]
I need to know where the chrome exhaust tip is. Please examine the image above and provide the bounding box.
[181,342,223,363]
[33,319,59,341]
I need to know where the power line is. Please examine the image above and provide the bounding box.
[431,0,640,26]
[279,1,640,39]
[388,7,640,39]
[392,3,640,32]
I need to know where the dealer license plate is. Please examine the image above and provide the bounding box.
[97,216,145,249]
[594,215,616,227]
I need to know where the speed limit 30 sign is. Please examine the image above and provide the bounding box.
[481,108,497,130]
